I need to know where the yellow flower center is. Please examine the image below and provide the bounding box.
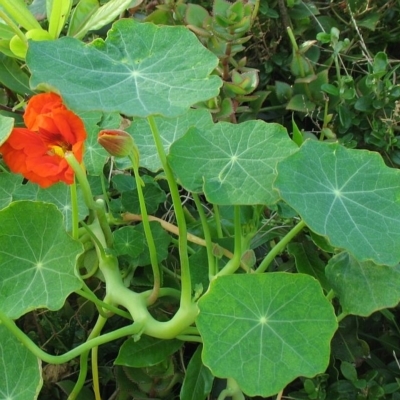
[48,144,68,157]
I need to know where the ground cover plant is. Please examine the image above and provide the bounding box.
[0,0,400,399]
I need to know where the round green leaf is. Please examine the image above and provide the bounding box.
[0,324,42,399]
[197,273,337,397]
[275,140,400,266]
[113,226,146,259]
[27,20,221,117]
[0,201,83,318]
[326,252,400,316]
[169,121,298,205]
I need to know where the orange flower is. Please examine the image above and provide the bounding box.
[0,93,86,188]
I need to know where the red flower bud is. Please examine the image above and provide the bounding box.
[97,129,134,157]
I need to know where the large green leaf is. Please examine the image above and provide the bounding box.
[0,324,42,399]
[169,121,298,205]
[275,140,400,266]
[27,20,221,117]
[326,252,400,316]
[197,273,337,397]
[130,109,214,172]
[0,201,83,318]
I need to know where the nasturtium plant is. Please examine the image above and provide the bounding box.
[0,5,400,400]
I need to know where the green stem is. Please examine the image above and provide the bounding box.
[216,206,242,277]
[100,172,112,212]
[218,378,245,400]
[255,219,306,273]
[90,210,198,340]
[213,204,224,239]
[92,345,101,400]
[78,253,98,280]
[336,312,348,323]
[326,289,336,302]
[80,220,106,260]
[180,326,199,335]
[94,198,113,247]
[176,335,203,343]
[65,152,96,221]
[99,253,198,339]
[287,26,299,52]
[129,153,160,305]
[147,116,192,307]
[0,307,143,364]
[70,181,79,240]
[69,314,107,400]
[68,350,89,400]
[192,193,216,280]
[91,314,108,400]
[75,288,132,320]
[161,265,181,281]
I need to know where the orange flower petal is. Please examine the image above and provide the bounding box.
[24,92,65,131]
